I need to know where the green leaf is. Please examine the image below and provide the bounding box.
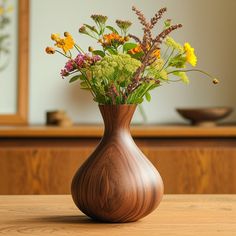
[145,92,151,102]
[136,98,144,104]
[106,26,119,34]
[83,24,98,34]
[92,50,105,57]
[120,81,126,87]
[130,52,144,60]
[0,35,10,43]
[69,75,81,83]
[80,81,90,89]
[0,48,10,54]
[106,47,118,55]
[168,55,186,68]
[149,84,159,91]
[164,19,171,28]
[123,43,137,52]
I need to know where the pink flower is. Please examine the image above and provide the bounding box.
[74,53,101,68]
[60,69,69,77]
[65,60,75,72]
[74,54,85,67]
[92,55,101,64]
[60,53,101,78]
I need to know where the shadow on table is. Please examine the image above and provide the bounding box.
[24,215,134,225]
[36,215,95,224]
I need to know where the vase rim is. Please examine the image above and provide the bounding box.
[98,104,137,107]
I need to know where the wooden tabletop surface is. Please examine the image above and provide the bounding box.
[0,195,235,236]
[1,125,236,138]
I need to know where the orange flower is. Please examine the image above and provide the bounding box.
[152,49,160,59]
[103,33,121,41]
[101,33,124,46]
[51,32,75,53]
[128,44,143,55]
[45,47,55,54]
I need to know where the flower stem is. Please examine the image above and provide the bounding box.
[168,69,215,79]
[55,50,70,58]
[138,104,148,123]
[79,70,96,98]
[160,48,175,72]
[163,46,170,59]
[75,44,85,54]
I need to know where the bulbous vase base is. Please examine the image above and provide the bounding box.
[71,105,164,223]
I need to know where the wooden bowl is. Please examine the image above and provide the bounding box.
[176,107,233,126]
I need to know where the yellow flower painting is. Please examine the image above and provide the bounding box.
[0,0,13,72]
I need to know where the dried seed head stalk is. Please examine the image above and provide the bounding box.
[150,7,167,29]
[132,6,150,29]
[127,81,141,94]
[142,77,160,85]
[132,6,152,52]
[154,24,183,44]
[142,27,153,52]
[147,56,159,66]
[126,6,183,97]
[128,34,142,44]
[132,25,182,84]
[107,84,119,104]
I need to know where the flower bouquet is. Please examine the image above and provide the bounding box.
[46,6,218,105]
[45,6,219,223]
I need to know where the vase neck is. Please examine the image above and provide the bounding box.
[99,105,137,135]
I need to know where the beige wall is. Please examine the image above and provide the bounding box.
[29,0,236,124]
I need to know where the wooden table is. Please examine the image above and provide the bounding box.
[0,195,235,235]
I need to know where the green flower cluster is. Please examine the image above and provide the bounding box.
[91,54,141,82]
[174,71,189,84]
[165,37,184,53]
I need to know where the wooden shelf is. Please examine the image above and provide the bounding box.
[1,125,236,138]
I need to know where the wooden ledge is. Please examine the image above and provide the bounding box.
[1,125,236,138]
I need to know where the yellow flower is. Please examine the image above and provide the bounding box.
[0,4,13,16]
[0,7,4,15]
[51,33,75,53]
[6,6,14,13]
[51,33,60,41]
[184,43,197,67]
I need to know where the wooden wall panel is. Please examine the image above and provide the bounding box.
[142,147,236,194]
[0,148,92,194]
[0,139,236,194]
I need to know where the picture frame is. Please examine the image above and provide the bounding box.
[0,0,29,125]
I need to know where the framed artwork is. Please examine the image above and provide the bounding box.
[0,0,29,125]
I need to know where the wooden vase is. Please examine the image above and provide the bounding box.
[71,105,164,222]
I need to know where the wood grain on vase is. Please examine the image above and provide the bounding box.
[71,105,164,222]
[2,125,236,138]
